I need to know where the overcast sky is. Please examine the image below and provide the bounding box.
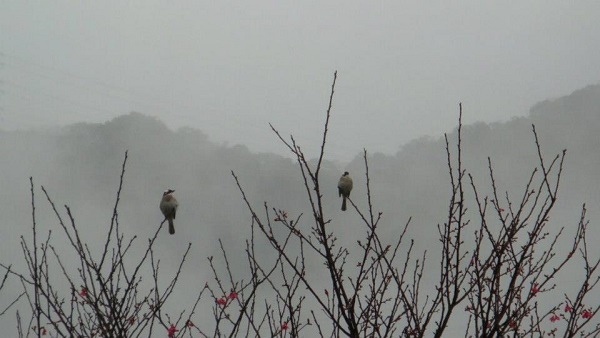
[1,1,599,161]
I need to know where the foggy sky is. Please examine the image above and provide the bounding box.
[1,1,599,161]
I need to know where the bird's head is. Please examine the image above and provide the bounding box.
[163,189,175,196]
[343,171,349,176]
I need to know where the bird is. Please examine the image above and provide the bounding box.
[160,189,178,235]
[337,171,353,211]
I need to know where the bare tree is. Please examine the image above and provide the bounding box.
[215,72,599,337]
[1,152,206,337]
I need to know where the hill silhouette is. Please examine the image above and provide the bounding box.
[0,83,599,335]
[1,84,598,253]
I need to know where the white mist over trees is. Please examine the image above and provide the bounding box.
[0,83,599,336]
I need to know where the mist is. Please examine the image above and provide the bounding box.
[2,2,600,161]
[0,82,599,335]
[1,2,600,335]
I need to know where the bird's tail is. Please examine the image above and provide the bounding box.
[341,197,347,211]
[168,219,175,235]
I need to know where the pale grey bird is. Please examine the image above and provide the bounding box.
[337,171,353,211]
[160,189,178,235]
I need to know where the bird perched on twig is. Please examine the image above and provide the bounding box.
[160,189,178,235]
[337,171,353,211]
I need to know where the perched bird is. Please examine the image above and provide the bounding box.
[337,171,353,211]
[160,189,178,235]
